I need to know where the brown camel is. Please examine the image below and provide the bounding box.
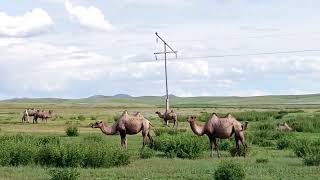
[33,110,52,124]
[21,108,38,123]
[91,111,153,149]
[155,110,178,128]
[187,113,248,157]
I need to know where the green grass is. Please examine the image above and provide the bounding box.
[0,103,319,179]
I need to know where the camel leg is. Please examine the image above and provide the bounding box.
[213,138,220,158]
[209,136,214,157]
[142,131,147,149]
[239,135,248,157]
[148,132,153,145]
[120,132,127,149]
[174,118,178,129]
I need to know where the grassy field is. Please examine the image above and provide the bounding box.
[0,97,319,180]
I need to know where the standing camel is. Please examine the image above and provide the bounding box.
[91,110,153,149]
[187,113,248,157]
[34,110,52,123]
[155,110,178,128]
[21,108,38,123]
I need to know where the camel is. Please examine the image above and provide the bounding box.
[33,110,52,124]
[155,110,178,128]
[187,113,248,157]
[21,108,38,123]
[91,110,153,149]
[277,122,293,132]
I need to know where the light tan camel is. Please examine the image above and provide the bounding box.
[21,108,38,123]
[33,110,52,124]
[91,111,153,149]
[155,110,178,128]
[277,122,293,132]
[187,113,248,157]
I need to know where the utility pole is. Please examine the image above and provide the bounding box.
[154,32,178,112]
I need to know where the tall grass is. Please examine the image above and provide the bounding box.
[286,113,320,133]
[0,135,130,168]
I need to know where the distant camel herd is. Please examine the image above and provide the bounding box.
[21,108,52,124]
[20,108,293,158]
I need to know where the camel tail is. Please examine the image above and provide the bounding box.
[242,121,249,131]
[149,122,154,127]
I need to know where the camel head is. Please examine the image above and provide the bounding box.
[155,111,161,115]
[188,116,197,122]
[48,110,53,114]
[91,121,104,128]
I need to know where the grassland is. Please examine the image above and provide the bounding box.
[0,95,319,180]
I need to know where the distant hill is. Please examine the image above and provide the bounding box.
[1,93,320,107]
[113,94,132,98]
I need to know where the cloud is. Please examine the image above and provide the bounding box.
[65,0,114,31]
[0,8,53,37]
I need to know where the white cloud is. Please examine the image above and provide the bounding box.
[122,0,194,7]
[0,8,53,37]
[65,0,114,31]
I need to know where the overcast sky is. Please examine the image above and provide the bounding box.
[1,0,320,99]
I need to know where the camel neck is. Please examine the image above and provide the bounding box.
[189,121,204,136]
[99,123,117,135]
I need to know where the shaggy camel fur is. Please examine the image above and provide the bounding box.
[91,111,153,149]
[155,110,178,128]
[34,110,52,124]
[21,108,38,123]
[277,122,293,132]
[188,113,248,157]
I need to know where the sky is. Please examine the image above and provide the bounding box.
[1,0,320,99]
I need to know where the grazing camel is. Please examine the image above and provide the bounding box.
[33,110,52,124]
[91,111,153,149]
[155,110,178,128]
[187,113,248,157]
[277,122,293,132]
[21,108,38,123]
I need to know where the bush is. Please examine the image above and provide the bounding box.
[214,160,245,180]
[276,137,292,150]
[139,147,155,159]
[219,140,233,151]
[256,158,269,164]
[151,133,208,159]
[49,168,80,180]
[90,116,97,120]
[229,145,246,157]
[0,135,131,168]
[66,126,79,137]
[0,141,35,166]
[292,138,320,166]
[286,113,320,133]
[257,122,274,131]
[77,115,86,121]
[36,144,63,167]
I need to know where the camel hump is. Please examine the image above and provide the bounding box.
[225,113,234,119]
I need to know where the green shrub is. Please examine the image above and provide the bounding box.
[219,140,233,151]
[66,126,79,137]
[229,145,246,157]
[77,115,86,121]
[49,168,80,180]
[256,158,269,164]
[286,113,320,133]
[276,137,292,150]
[291,138,320,166]
[36,144,63,167]
[105,148,130,167]
[139,147,155,159]
[0,142,36,166]
[90,116,97,120]
[151,133,208,159]
[257,122,274,131]
[214,160,245,180]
